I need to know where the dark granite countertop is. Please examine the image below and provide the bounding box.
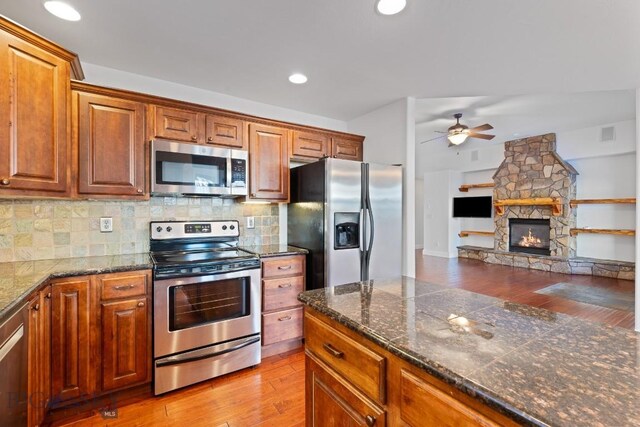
[298,277,640,427]
[239,244,308,258]
[0,253,152,321]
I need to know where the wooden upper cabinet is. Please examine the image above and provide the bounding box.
[152,105,203,143]
[205,115,246,149]
[0,31,71,195]
[291,130,329,160]
[75,92,146,197]
[331,137,363,161]
[248,123,289,201]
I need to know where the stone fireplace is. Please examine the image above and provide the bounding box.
[509,218,550,256]
[492,133,577,258]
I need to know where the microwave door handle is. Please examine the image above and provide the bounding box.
[227,155,232,189]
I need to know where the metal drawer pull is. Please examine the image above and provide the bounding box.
[45,292,51,299]
[278,315,292,321]
[32,303,40,311]
[277,265,292,270]
[114,284,135,291]
[365,415,376,426]
[278,283,292,288]
[323,343,344,359]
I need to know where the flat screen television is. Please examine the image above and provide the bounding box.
[452,196,493,218]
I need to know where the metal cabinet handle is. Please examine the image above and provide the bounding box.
[45,292,51,299]
[323,343,344,359]
[114,284,135,291]
[191,135,197,141]
[137,188,143,193]
[278,315,292,321]
[277,265,292,270]
[365,415,376,426]
[278,283,292,289]
[137,301,145,307]
[0,178,9,185]
[208,136,213,142]
[32,303,40,311]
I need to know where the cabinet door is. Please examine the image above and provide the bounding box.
[205,115,245,149]
[27,295,40,427]
[248,123,289,201]
[152,105,203,143]
[331,137,363,162]
[76,92,146,197]
[0,32,70,195]
[101,297,148,391]
[51,278,95,402]
[306,354,386,427]
[291,130,328,160]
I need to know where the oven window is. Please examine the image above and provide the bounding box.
[156,151,226,188]
[169,277,250,331]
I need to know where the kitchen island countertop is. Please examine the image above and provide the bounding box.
[298,277,640,427]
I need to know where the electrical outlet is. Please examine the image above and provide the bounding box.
[100,217,113,233]
[246,216,255,229]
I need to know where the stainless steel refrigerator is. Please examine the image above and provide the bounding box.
[288,158,403,290]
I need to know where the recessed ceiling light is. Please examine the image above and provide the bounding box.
[376,0,407,15]
[43,1,81,21]
[288,73,308,84]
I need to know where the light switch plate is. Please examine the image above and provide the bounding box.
[100,217,113,233]
[246,216,255,229]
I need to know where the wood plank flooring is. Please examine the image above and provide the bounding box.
[62,253,635,426]
[416,251,635,329]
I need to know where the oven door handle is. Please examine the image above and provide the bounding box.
[155,335,260,367]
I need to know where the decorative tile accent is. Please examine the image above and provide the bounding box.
[0,197,280,262]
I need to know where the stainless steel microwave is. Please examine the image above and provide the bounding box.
[151,139,248,197]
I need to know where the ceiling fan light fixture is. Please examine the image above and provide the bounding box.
[447,133,468,145]
[43,1,81,21]
[376,0,407,15]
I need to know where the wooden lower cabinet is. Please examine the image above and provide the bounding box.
[304,308,519,427]
[47,270,151,415]
[28,286,52,427]
[306,354,386,427]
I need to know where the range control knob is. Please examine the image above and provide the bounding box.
[222,225,228,230]
[156,226,163,232]
[166,226,172,232]
[230,225,235,230]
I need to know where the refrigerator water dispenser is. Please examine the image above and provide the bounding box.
[334,212,359,249]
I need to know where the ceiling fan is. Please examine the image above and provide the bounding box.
[420,113,495,146]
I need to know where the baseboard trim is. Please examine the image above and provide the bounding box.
[415,245,424,250]
[422,249,456,258]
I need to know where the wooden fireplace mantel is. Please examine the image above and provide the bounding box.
[458,230,495,238]
[494,197,563,216]
[459,182,494,192]
[570,228,636,237]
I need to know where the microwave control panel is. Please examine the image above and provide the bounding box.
[231,159,247,187]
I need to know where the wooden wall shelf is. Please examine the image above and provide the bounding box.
[459,183,494,192]
[458,231,495,238]
[569,198,636,208]
[570,228,636,237]
[494,197,563,216]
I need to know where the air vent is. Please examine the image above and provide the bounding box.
[600,126,616,142]
[471,150,479,161]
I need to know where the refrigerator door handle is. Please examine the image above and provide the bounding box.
[359,208,365,250]
[365,206,374,273]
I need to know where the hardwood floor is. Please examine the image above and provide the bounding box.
[60,348,306,427]
[61,253,635,426]
[416,250,635,329]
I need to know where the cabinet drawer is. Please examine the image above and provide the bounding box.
[99,272,148,300]
[262,255,304,279]
[400,369,501,427]
[305,312,386,403]
[262,307,303,346]
[263,276,304,312]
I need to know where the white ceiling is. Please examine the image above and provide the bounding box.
[2,1,639,120]
[415,90,637,146]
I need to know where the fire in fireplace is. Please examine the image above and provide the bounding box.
[509,219,551,256]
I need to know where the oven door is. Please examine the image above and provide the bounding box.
[154,267,261,358]
[151,139,231,196]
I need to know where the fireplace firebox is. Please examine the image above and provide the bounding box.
[509,219,551,256]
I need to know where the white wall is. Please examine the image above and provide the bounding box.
[348,98,416,277]
[415,179,424,249]
[82,63,348,132]
[423,170,463,258]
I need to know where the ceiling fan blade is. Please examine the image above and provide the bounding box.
[468,133,495,140]
[469,123,493,132]
[419,134,448,144]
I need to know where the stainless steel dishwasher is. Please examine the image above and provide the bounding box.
[0,303,29,426]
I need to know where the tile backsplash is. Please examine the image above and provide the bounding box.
[0,197,279,262]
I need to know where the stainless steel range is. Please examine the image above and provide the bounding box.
[150,220,261,395]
